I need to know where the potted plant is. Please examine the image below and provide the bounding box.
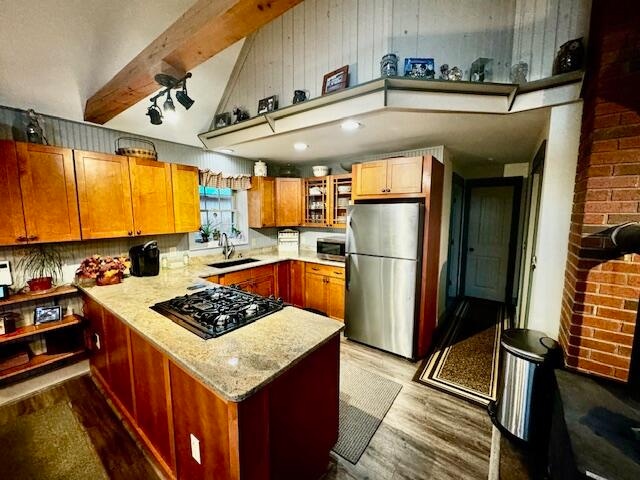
[16,245,64,292]
[199,223,212,243]
[76,255,131,286]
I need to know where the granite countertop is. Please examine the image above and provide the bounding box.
[81,253,344,402]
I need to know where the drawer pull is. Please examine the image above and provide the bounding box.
[311,267,320,271]
[28,235,38,241]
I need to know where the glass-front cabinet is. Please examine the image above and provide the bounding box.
[303,174,352,228]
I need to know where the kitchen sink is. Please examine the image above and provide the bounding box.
[207,258,260,268]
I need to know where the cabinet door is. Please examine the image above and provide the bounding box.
[387,157,423,194]
[276,261,290,302]
[130,331,175,473]
[354,161,387,196]
[171,164,200,233]
[129,158,175,235]
[16,142,81,243]
[253,274,275,297]
[327,277,345,321]
[304,273,328,315]
[290,261,305,307]
[83,297,109,383]
[74,150,134,239]
[248,177,276,228]
[103,309,134,417]
[276,178,302,226]
[0,141,27,245]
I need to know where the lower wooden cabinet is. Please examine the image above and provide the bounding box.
[217,264,276,297]
[289,261,305,308]
[304,263,345,321]
[102,308,134,417]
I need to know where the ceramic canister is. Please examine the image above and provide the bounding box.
[254,161,268,177]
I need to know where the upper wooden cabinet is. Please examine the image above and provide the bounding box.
[129,158,176,236]
[353,156,424,198]
[275,177,302,227]
[248,176,276,228]
[171,164,200,233]
[75,150,135,239]
[0,142,80,246]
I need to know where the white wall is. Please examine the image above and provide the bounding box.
[525,102,582,338]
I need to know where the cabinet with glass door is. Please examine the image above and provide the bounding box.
[329,174,352,228]
[303,177,329,227]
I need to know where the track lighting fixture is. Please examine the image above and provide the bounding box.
[146,72,194,125]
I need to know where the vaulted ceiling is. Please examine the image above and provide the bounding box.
[0,0,243,146]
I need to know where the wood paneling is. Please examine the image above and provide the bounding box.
[129,158,175,236]
[74,150,135,239]
[171,163,200,233]
[0,140,26,245]
[130,331,176,474]
[170,361,233,480]
[15,142,81,243]
[275,177,302,226]
[248,177,276,228]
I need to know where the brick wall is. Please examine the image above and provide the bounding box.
[559,0,640,381]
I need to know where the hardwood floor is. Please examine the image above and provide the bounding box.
[0,336,492,480]
[0,375,160,479]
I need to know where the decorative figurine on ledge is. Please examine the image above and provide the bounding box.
[510,61,529,84]
[232,107,250,124]
[24,109,48,145]
[553,38,584,75]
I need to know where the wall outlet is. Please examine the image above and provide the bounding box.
[190,433,201,464]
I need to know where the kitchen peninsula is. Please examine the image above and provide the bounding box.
[81,257,344,480]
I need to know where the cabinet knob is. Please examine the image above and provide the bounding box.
[136,230,142,235]
[128,231,133,236]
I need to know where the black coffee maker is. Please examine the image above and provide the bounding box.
[129,241,160,277]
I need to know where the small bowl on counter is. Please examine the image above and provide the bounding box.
[312,165,329,177]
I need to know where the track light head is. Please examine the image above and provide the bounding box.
[146,102,163,125]
[176,88,195,110]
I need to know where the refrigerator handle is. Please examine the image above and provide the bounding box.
[345,254,350,291]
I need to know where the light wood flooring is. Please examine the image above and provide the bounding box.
[0,336,493,479]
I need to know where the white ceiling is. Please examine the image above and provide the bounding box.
[0,0,242,146]
[223,108,550,166]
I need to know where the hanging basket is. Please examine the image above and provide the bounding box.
[115,137,157,160]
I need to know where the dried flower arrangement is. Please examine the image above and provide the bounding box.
[76,255,131,286]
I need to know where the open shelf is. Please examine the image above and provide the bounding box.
[0,348,85,381]
[0,315,83,345]
[0,285,78,308]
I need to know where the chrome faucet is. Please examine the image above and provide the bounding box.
[221,233,235,260]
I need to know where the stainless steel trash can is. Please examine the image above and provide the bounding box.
[490,329,559,442]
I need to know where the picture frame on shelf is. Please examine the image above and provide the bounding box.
[404,58,435,79]
[34,305,62,325]
[322,65,349,95]
[214,112,232,129]
[257,95,278,115]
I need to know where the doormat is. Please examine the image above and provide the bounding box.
[0,401,108,480]
[414,298,508,406]
[332,363,402,464]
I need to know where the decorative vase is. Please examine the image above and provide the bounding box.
[553,38,584,75]
[254,161,268,177]
[27,276,53,292]
[96,275,122,286]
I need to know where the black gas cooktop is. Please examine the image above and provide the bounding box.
[150,286,284,339]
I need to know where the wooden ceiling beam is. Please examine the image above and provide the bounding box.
[84,0,303,124]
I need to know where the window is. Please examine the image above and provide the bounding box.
[188,186,248,251]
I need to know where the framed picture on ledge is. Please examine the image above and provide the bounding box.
[322,65,349,95]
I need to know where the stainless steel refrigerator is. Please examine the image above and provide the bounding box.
[344,202,424,359]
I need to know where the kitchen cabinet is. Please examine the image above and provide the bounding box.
[353,156,423,198]
[216,264,276,297]
[289,261,305,308]
[102,308,134,418]
[129,157,175,236]
[74,150,135,239]
[329,174,352,228]
[248,176,276,228]
[130,331,175,473]
[275,177,303,226]
[84,297,110,384]
[304,263,345,321]
[0,142,81,246]
[303,175,352,228]
[171,163,200,233]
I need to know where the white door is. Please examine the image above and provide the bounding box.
[464,186,514,302]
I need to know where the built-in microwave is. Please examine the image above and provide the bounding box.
[317,237,346,262]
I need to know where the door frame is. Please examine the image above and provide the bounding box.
[445,173,465,306]
[460,177,523,305]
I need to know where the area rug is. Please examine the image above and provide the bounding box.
[0,401,108,480]
[415,298,508,406]
[332,363,402,464]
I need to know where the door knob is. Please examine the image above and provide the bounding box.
[469,248,475,252]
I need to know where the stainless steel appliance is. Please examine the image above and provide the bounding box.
[344,203,423,359]
[151,286,284,339]
[317,236,346,262]
[129,241,160,277]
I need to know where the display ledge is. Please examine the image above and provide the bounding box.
[0,285,78,307]
[0,349,85,382]
[0,315,83,345]
[199,71,584,152]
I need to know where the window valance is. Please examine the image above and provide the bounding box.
[199,170,252,190]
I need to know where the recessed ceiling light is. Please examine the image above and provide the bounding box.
[341,119,361,131]
[219,148,234,154]
[294,142,309,151]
